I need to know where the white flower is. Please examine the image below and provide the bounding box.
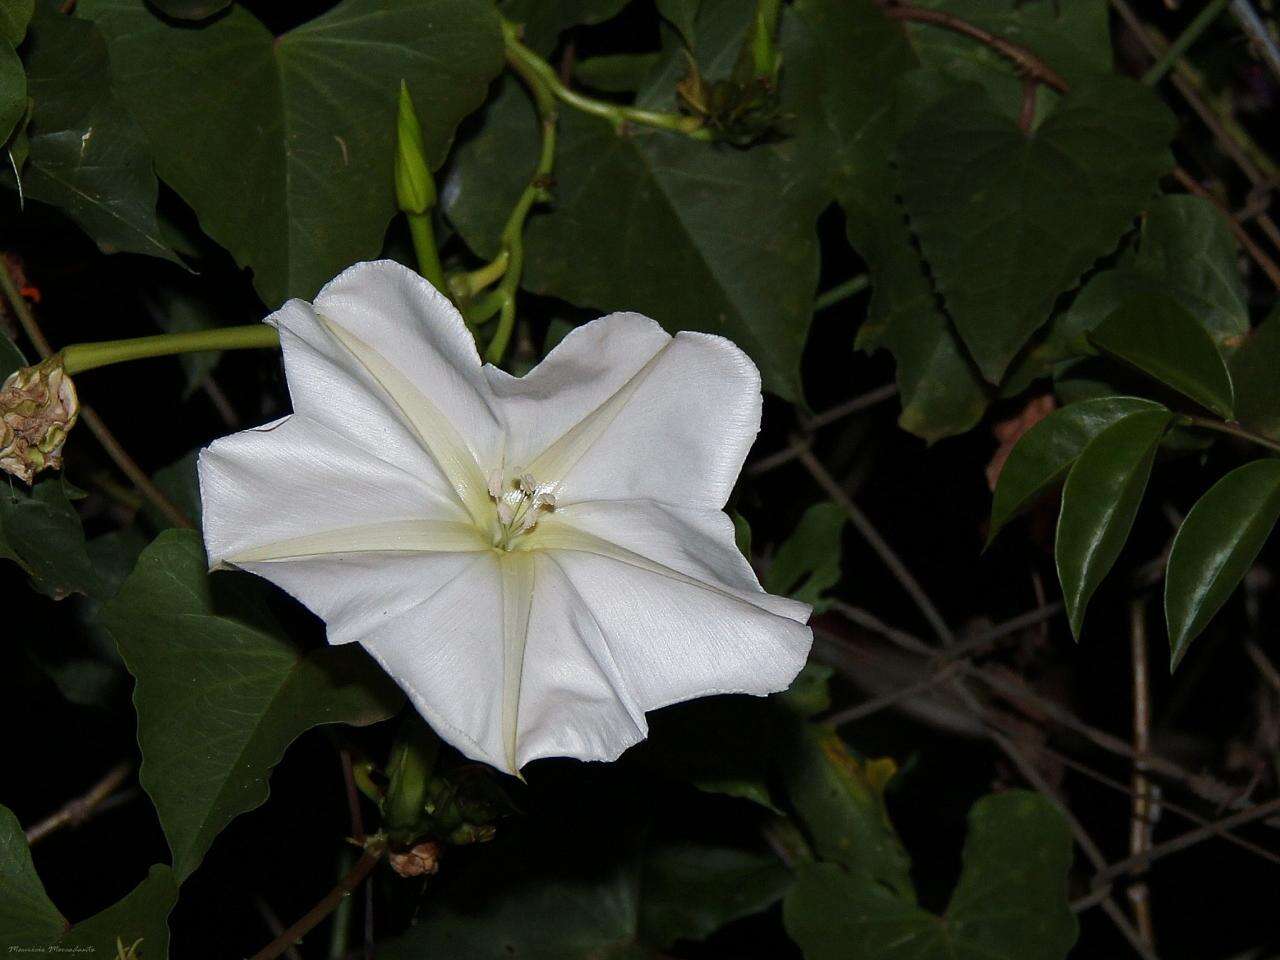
[198,261,813,775]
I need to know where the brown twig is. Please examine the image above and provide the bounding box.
[0,260,193,528]
[253,898,303,960]
[1018,77,1039,133]
[249,850,383,960]
[747,383,898,476]
[24,762,133,846]
[1128,599,1158,947]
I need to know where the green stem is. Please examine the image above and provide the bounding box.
[407,212,447,292]
[63,326,281,375]
[1182,415,1280,455]
[450,250,510,302]
[814,274,870,312]
[749,0,783,80]
[502,20,711,140]
[1142,0,1230,85]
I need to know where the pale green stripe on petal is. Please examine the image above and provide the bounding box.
[499,550,535,775]
[225,519,489,563]
[318,316,492,524]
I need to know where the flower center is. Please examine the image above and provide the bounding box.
[487,470,557,551]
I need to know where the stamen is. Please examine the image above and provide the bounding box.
[486,469,557,550]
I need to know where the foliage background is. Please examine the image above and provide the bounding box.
[2,0,1280,957]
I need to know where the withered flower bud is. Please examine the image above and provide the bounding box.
[0,354,79,483]
[388,839,443,878]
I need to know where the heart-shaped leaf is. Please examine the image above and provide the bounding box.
[1089,293,1235,418]
[783,791,1077,960]
[0,805,67,947]
[1056,408,1173,638]
[57,865,177,956]
[81,0,503,305]
[101,529,403,881]
[0,480,106,601]
[1166,459,1280,668]
[988,395,1165,546]
[897,78,1174,382]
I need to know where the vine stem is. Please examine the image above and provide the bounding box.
[0,264,192,528]
[62,326,280,375]
[407,213,447,293]
[249,850,383,960]
[1182,416,1280,455]
[25,762,133,845]
[1142,0,1230,86]
[501,20,711,140]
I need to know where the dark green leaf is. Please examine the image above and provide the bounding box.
[501,0,628,54]
[82,0,504,305]
[0,804,67,946]
[1231,308,1280,441]
[655,0,699,47]
[1055,408,1173,638]
[574,52,663,93]
[783,791,1077,960]
[1089,294,1235,418]
[17,7,176,261]
[763,501,845,612]
[782,725,912,897]
[445,82,819,400]
[101,529,403,881]
[731,508,752,563]
[989,396,1165,546]
[1166,460,1280,668]
[777,662,833,718]
[0,329,25,377]
[147,0,231,20]
[0,479,106,600]
[0,0,32,46]
[57,864,177,956]
[0,40,24,144]
[897,78,1174,381]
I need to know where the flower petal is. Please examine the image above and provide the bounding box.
[199,414,465,567]
[485,313,762,509]
[273,260,500,522]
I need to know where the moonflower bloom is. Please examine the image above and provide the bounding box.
[198,260,813,775]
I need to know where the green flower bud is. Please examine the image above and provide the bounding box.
[395,80,436,216]
[0,354,79,484]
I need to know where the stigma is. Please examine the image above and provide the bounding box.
[487,469,557,550]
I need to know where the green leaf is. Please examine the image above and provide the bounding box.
[57,865,178,957]
[897,78,1174,382]
[147,0,231,19]
[988,396,1165,546]
[782,726,912,898]
[0,479,106,600]
[0,328,25,377]
[101,529,403,881]
[0,0,32,46]
[1231,308,1280,441]
[763,501,845,612]
[445,83,819,401]
[16,6,176,261]
[81,0,504,306]
[655,0,699,47]
[1055,408,1173,638]
[784,791,1077,960]
[0,804,68,947]
[1089,294,1235,418]
[1166,460,1280,668]
[574,53,663,92]
[0,39,24,145]
[501,0,629,54]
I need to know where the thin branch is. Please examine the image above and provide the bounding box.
[25,762,133,846]
[249,850,383,960]
[796,446,954,646]
[1128,599,1157,947]
[253,898,303,960]
[813,274,870,312]
[746,384,899,476]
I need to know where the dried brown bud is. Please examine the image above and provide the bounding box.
[0,354,79,483]
[388,839,442,878]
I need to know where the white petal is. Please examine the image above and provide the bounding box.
[199,414,466,567]
[273,260,500,522]
[541,543,812,712]
[359,552,511,771]
[515,553,648,767]
[498,551,535,774]
[485,313,763,509]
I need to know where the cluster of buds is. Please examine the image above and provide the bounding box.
[0,354,79,483]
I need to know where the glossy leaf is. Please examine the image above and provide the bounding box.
[897,78,1174,382]
[0,804,67,947]
[784,791,1077,960]
[0,479,106,600]
[1230,308,1280,441]
[1056,408,1174,638]
[101,529,403,881]
[1166,460,1280,668]
[18,7,175,261]
[57,865,177,956]
[763,501,845,612]
[1089,294,1235,418]
[82,0,504,305]
[988,396,1165,546]
[445,80,819,400]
